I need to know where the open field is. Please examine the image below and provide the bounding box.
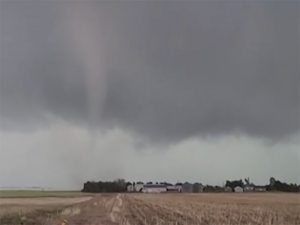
[0,190,91,198]
[0,193,299,225]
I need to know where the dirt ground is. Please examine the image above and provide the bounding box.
[0,193,299,225]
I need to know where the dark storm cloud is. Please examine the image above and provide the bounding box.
[0,2,299,140]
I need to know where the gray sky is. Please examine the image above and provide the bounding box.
[0,1,299,189]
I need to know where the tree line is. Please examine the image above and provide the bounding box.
[225,177,300,192]
[82,179,127,193]
[268,177,299,192]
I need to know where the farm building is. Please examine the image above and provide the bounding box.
[167,185,182,192]
[234,186,244,192]
[193,183,204,193]
[142,184,167,193]
[182,182,193,192]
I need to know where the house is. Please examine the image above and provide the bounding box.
[142,184,167,193]
[182,182,193,192]
[234,186,244,192]
[193,183,204,193]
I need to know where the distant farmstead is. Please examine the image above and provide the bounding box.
[83,177,299,194]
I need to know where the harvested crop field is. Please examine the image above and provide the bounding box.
[0,193,299,225]
[0,196,92,216]
[0,190,91,198]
